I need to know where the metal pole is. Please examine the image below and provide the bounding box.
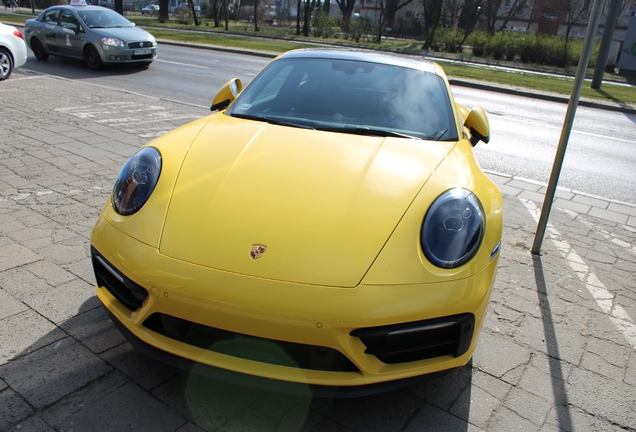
[531,0,606,255]
[592,0,622,88]
[225,0,228,30]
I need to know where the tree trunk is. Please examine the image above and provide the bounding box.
[296,0,301,35]
[302,0,314,36]
[114,0,123,15]
[254,0,259,31]
[422,0,443,50]
[158,0,170,22]
[189,0,200,25]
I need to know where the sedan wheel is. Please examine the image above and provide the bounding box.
[30,38,49,61]
[0,47,13,80]
[84,45,103,70]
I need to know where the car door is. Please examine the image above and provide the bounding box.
[40,8,61,54]
[57,10,84,58]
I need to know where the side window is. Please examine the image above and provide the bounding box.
[60,11,81,31]
[43,10,60,24]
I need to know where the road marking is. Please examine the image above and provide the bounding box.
[55,102,201,124]
[0,186,111,203]
[156,59,210,69]
[521,198,636,349]
[490,114,636,144]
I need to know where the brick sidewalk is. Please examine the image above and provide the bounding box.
[1,71,635,431]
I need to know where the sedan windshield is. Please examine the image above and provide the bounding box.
[77,9,133,28]
[226,57,458,141]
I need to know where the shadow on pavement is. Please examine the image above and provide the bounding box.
[0,296,475,431]
[590,86,636,125]
[532,255,572,432]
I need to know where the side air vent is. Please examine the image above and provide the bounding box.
[91,247,148,311]
[351,313,474,364]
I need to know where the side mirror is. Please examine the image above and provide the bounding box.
[211,78,242,111]
[67,23,79,33]
[462,105,490,146]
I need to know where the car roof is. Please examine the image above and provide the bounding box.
[278,49,439,75]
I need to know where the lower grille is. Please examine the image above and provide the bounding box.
[131,54,153,60]
[143,313,359,373]
[91,247,148,311]
[351,313,474,364]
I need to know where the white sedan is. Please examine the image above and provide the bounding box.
[0,22,27,80]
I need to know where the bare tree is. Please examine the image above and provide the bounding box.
[374,0,387,42]
[335,0,356,31]
[303,0,317,35]
[442,0,462,27]
[561,0,593,62]
[254,0,259,30]
[385,0,413,28]
[422,0,443,50]
[188,0,200,25]
[456,0,484,51]
[297,0,301,34]
[483,0,528,33]
[210,0,221,27]
[158,0,170,22]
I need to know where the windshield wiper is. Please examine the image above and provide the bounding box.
[316,126,420,139]
[230,113,314,130]
[428,129,448,141]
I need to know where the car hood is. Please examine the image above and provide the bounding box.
[159,115,455,287]
[90,27,153,41]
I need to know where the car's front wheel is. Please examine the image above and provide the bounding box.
[84,45,103,70]
[30,38,49,61]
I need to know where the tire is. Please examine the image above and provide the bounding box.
[30,38,49,61]
[84,45,103,70]
[0,47,13,80]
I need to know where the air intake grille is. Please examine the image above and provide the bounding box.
[351,313,474,364]
[91,247,148,311]
[128,41,154,48]
[143,313,359,373]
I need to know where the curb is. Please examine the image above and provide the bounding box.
[448,77,636,115]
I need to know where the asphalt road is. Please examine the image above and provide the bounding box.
[19,42,636,205]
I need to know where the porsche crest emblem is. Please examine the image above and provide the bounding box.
[250,244,267,260]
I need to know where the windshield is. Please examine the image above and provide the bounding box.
[226,57,458,141]
[77,9,133,28]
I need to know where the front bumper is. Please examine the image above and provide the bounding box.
[99,45,156,64]
[91,215,498,393]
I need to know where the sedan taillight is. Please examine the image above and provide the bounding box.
[13,30,24,40]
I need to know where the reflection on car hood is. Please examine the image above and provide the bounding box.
[159,115,455,287]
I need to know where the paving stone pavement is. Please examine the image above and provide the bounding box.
[1,70,635,432]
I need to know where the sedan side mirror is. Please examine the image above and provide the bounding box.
[462,105,490,146]
[211,78,243,111]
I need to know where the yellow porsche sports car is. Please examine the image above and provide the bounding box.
[91,49,502,397]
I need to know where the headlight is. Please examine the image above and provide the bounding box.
[101,37,125,47]
[112,147,161,216]
[421,188,485,269]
